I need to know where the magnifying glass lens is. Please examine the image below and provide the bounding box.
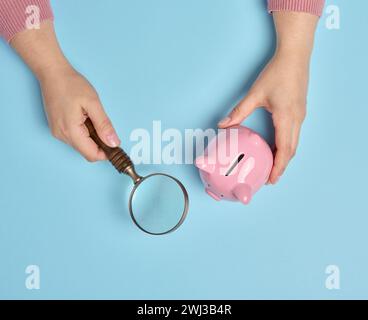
[130,174,188,235]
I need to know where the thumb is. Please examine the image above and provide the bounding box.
[86,99,120,148]
[218,93,259,128]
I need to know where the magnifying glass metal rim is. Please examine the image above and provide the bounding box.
[128,173,189,236]
[85,118,189,235]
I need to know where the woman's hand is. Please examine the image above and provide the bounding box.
[219,51,309,184]
[39,66,120,162]
[219,12,319,184]
[11,21,120,162]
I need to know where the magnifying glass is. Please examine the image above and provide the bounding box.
[85,118,189,235]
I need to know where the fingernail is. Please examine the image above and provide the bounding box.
[106,133,120,147]
[218,117,231,127]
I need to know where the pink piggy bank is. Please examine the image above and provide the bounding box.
[195,126,273,204]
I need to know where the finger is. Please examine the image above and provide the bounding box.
[85,98,120,148]
[268,117,296,184]
[69,123,107,162]
[218,93,260,128]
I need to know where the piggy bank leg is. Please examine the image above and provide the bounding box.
[233,184,252,205]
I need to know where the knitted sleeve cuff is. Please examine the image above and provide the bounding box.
[0,0,54,42]
[268,0,325,17]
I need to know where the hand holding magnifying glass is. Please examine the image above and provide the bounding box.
[85,118,189,235]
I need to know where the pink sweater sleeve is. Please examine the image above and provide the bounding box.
[0,1,324,44]
[268,0,325,17]
[0,0,53,42]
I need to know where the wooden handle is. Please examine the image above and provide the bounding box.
[85,118,136,177]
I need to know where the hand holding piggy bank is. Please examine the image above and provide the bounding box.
[195,126,273,204]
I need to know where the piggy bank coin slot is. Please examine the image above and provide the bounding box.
[225,153,245,176]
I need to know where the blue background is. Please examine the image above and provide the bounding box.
[0,0,367,299]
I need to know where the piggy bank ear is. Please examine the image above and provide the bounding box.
[195,156,215,174]
[233,184,252,205]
